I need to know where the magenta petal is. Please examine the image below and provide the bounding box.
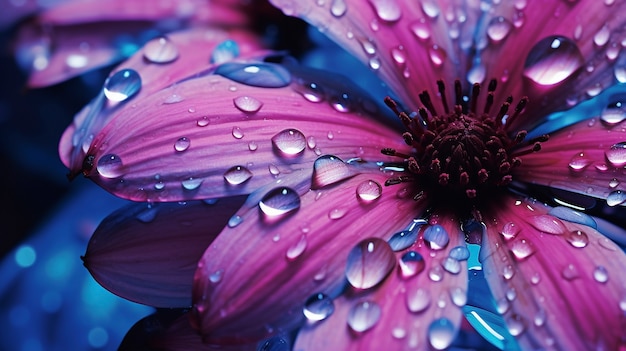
[481,196,626,350]
[514,118,626,202]
[84,196,244,308]
[295,210,468,351]
[191,172,428,344]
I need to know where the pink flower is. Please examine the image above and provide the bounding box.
[44,0,626,349]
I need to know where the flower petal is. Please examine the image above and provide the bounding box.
[83,196,244,308]
[65,59,405,202]
[295,210,468,351]
[191,172,428,344]
[514,117,626,203]
[480,196,626,350]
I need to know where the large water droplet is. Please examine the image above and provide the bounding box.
[259,187,301,220]
[593,265,609,283]
[143,36,179,63]
[216,62,291,88]
[410,19,431,40]
[182,177,203,190]
[593,25,611,47]
[428,45,447,67]
[97,154,124,178]
[487,16,513,42]
[347,301,381,332]
[369,0,401,22]
[421,0,440,19]
[303,293,334,321]
[428,318,455,350]
[356,180,382,202]
[601,96,626,126]
[398,251,425,278]
[605,142,626,167]
[103,69,141,102]
[174,137,190,152]
[529,215,566,235]
[500,222,519,240]
[423,225,450,250]
[311,155,354,189]
[449,246,470,261]
[506,314,526,337]
[406,287,431,313]
[607,190,626,206]
[286,234,308,260]
[565,230,589,248]
[388,230,417,251]
[523,36,583,85]
[233,96,263,114]
[568,152,591,171]
[330,0,347,17]
[442,257,461,274]
[272,129,306,157]
[345,238,395,289]
[223,165,253,185]
[294,80,324,102]
[210,39,240,64]
[449,287,467,307]
[509,239,535,260]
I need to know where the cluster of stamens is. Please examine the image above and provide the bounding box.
[382,79,548,200]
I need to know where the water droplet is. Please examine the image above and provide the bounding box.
[487,16,513,42]
[531,272,541,285]
[182,177,202,190]
[506,314,526,337]
[209,270,223,283]
[228,214,242,228]
[391,327,406,339]
[607,190,626,206]
[398,251,425,278]
[369,0,401,22]
[421,0,440,19]
[428,318,455,350]
[223,166,253,185]
[215,62,291,88]
[499,222,519,240]
[294,81,324,103]
[568,152,591,171]
[347,301,381,332]
[428,45,447,66]
[449,246,470,261]
[268,164,280,176]
[391,45,406,65]
[259,187,301,220]
[248,141,258,151]
[286,234,307,260]
[509,239,535,260]
[428,265,444,282]
[210,39,240,64]
[103,69,141,102]
[232,126,244,139]
[593,25,610,47]
[233,96,263,114]
[561,263,579,280]
[345,238,395,289]
[565,230,589,248]
[615,66,626,83]
[502,264,515,280]
[303,293,334,321]
[423,225,450,250]
[66,53,88,68]
[330,0,347,17]
[593,266,609,283]
[496,297,510,314]
[330,93,352,113]
[96,154,124,178]
[533,309,546,327]
[353,180,383,203]
[197,116,210,127]
[410,19,431,40]
[388,230,417,251]
[143,36,178,63]
[529,215,566,235]
[467,62,486,83]
[442,257,461,274]
[311,155,353,189]
[523,36,583,86]
[328,207,348,220]
[272,129,306,156]
[174,137,190,152]
[406,287,431,313]
[449,287,467,306]
[605,142,626,167]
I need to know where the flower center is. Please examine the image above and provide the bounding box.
[383,79,546,200]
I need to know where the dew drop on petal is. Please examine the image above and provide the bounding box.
[174,137,190,152]
[593,266,609,283]
[509,239,535,260]
[449,246,470,261]
[345,238,395,289]
[103,69,141,102]
[209,270,223,283]
[605,142,626,167]
[502,265,515,280]
[406,287,431,313]
[531,272,541,285]
[227,214,243,228]
[97,154,124,178]
[182,177,202,190]
[615,66,626,83]
[328,207,348,220]
[356,180,382,202]
[410,19,431,40]
[215,62,291,88]
[449,287,467,307]
[330,93,352,113]
[286,234,308,260]
[421,0,440,19]
[593,25,611,47]
[428,45,447,67]
[232,126,244,139]
[601,97,626,126]
[428,318,455,350]
[143,36,179,63]
[223,166,252,185]
[330,0,347,17]
[423,225,450,250]
[311,155,353,189]
[294,81,324,103]
[388,230,417,251]
[523,36,583,86]
[303,293,334,321]
[398,251,425,278]
[248,141,258,151]
[565,230,589,248]
[233,96,263,113]
[568,152,591,171]
[369,0,401,22]
[495,297,510,314]
[561,263,579,280]
[428,265,444,282]
[272,129,306,156]
[210,39,240,64]
[347,301,381,333]
[259,187,301,220]
[487,16,513,42]
[529,215,566,235]
[607,190,626,206]
[499,222,519,240]
[506,314,526,337]
[197,116,210,127]
[442,257,461,274]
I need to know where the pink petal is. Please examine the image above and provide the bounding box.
[295,210,468,351]
[480,196,626,350]
[83,197,244,308]
[191,172,428,344]
[65,62,406,202]
[513,118,626,202]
